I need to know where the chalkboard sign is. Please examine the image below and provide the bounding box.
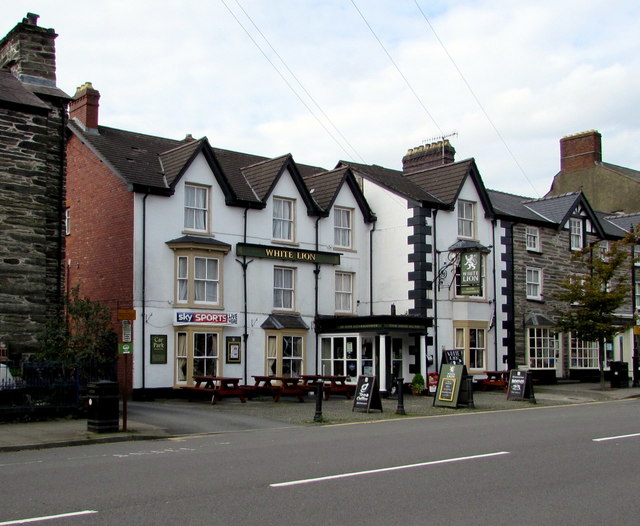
[352,376,383,413]
[443,349,464,365]
[507,370,536,403]
[434,364,467,408]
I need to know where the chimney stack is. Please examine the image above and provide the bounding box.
[69,82,100,130]
[0,13,58,86]
[402,140,456,174]
[560,130,602,172]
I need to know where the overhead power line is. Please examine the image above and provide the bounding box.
[219,0,366,164]
[350,0,444,138]
[413,0,541,197]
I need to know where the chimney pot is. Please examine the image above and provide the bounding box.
[23,13,39,25]
[69,82,100,130]
[402,140,456,174]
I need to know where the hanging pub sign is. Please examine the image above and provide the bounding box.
[443,349,464,365]
[460,251,482,295]
[352,375,383,413]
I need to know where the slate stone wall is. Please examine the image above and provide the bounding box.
[0,17,67,356]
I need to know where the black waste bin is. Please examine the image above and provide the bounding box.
[87,381,120,433]
[610,361,629,389]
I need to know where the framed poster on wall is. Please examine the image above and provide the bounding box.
[226,336,242,364]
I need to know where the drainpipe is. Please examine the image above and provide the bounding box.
[432,209,439,372]
[314,216,321,374]
[242,207,250,383]
[369,221,376,316]
[141,190,149,392]
[492,219,499,370]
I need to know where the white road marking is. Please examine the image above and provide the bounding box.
[0,510,97,525]
[270,451,510,487]
[593,432,640,442]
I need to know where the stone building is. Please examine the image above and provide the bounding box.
[490,189,636,382]
[0,14,70,358]
[547,130,640,214]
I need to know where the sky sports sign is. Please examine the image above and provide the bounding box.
[175,312,239,325]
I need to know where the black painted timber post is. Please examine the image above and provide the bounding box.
[395,377,406,415]
[313,382,323,422]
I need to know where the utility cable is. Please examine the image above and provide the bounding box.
[350,0,444,138]
[219,0,361,163]
[233,0,366,163]
[413,0,540,197]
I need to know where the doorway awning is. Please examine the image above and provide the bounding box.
[315,315,431,334]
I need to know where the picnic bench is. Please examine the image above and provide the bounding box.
[251,375,306,402]
[301,375,355,400]
[478,370,509,391]
[181,376,247,404]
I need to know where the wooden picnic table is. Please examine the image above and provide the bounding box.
[479,370,510,391]
[182,376,247,404]
[251,375,306,402]
[301,375,355,400]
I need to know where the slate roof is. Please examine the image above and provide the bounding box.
[261,314,309,330]
[406,158,477,205]
[523,193,584,224]
[241,154,293,201]
[601,212,640,235]
[486,189,548,223]
[0,69,50,112]
[69,121,182,190]
[304,166,376,222]
[165,235,232,249]
[68,119,338,213]
[339,161,443,205]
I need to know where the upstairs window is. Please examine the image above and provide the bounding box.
[457,201,474,239]
[184,184,208,232]
[526,267,543,300]
[525,226,540,251]
[173,250,225,308]
[335,272,354,313]
[334,207,353,249]
[569,218,583,251]
[274,267,295,310]
[194,257,219,303]
[273,197,295,242]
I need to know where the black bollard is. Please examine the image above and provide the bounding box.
[313,382,323,422]
[395,377,406,415]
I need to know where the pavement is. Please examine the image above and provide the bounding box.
[1,381,639,452]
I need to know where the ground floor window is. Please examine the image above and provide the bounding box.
[321,336,358,380]
[527,327,557,369]
[570,334,599,368]
[266,332,305,377]
[454,323,487,370]
[175,329,221,385]
[320,335,375,380]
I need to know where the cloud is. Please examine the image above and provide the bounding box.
[3,0,639,199]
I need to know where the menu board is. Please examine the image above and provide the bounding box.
[507,370,536,403]
[352,376,383,413]
[434,364,466,408]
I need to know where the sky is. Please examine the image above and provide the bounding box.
[3,0,639,198]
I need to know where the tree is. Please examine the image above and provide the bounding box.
[39,287,117,380]
[554,232,636,389]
